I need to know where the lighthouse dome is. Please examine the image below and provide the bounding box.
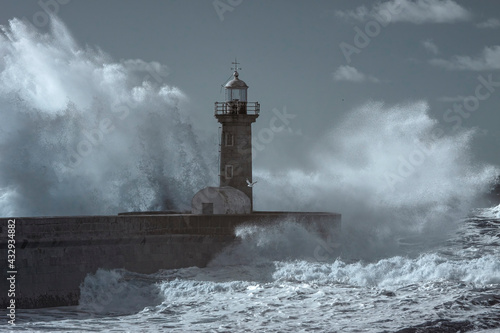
[225,71,248,89]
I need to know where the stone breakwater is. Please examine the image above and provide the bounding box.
[0,212,340,308]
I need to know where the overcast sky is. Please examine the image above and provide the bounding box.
[1,0,500,170]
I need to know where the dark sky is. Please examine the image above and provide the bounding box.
[1,0,500,168]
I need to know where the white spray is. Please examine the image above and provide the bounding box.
[254,101,498,259]
[0,17,215,216]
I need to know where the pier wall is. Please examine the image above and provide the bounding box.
[0,212,340,308]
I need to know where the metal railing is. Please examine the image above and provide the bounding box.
[214,101,260,115]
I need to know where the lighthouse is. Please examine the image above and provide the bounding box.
[191,61,260,214]
[215,62,260,207]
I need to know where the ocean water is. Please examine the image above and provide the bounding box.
[3,206,500,332]
[1,16,500,333]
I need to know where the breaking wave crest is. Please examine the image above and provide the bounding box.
[273,253,500,287]
[79,252,500,315]
[0,17,214,216]
[255,102,498,259]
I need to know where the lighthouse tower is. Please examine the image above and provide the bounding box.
[215,62,260,208]
[191,61,260,215]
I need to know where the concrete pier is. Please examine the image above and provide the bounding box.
[0,212,340,309]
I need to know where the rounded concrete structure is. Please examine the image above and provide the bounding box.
[192,186,251,214]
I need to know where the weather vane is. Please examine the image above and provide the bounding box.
[231,58,241,72]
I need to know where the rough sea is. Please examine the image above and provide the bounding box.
[1,205,499,332]
[1,16,500,333]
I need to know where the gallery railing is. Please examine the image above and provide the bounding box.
[214,101,260,115]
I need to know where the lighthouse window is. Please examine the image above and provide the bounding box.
[226,88,247,102]
[233,89,246,101]
[225,165,233,179]
[225,133,234,146]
